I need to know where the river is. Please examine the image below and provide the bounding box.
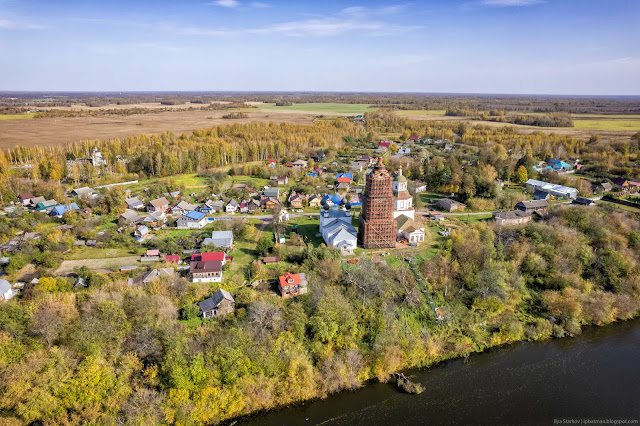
[239,318,640,425]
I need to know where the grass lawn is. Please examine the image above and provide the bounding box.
[449,213,493,224]
[289,216,323,247]
[572,119,640,131]
[0,113,36,120]
[258,103,373,115]
[598,200,640,214]
[66,247,142,260]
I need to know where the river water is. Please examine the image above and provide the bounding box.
[239,318,640,425]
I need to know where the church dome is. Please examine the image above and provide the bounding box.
[345,202,352,210]
[331,193,342,205]
[323,203,330,210]
[394,167,408,183]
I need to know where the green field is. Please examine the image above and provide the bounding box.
[0,113,36,120]
[66,247,141,260]
[572,119,640,131]
[258,103,372,114]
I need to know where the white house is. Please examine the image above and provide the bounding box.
[203,230,234,249]
[0,280,15,302]
[176,211,207,229]
[226,199,239,214]
[396,215,425,245]
[525,179,578,199]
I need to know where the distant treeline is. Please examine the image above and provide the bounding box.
[222,112,249,119]
[30,103,255,118]
[445,108,574,127]
[3,92,640,114]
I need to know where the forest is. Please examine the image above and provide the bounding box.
[0,206,638,424]
[3,92,640,114]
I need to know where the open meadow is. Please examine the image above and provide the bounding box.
[256,102,373,114]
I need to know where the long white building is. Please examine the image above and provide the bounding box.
[525,179,578,199]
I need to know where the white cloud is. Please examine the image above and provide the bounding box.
[248,17,385,37]
[213,0,240,8]
[479,0,543,6]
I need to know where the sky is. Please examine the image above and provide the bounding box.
[0,0,639,95]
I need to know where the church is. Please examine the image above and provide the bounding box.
[393,167,415,219]
[319,193,358,255]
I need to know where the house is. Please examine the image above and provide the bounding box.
[263,188,280,198]
[225,199,239,214]
[546,159,573,171]
[525,179,578,199]
[191,251,226,264]
[140,268,174,284]
[572,197,595,206]
[190,260,223,283]
[275,233,286,244]
[199,200,224,213]
[239,200,249,213]
[28,196,46,208]
[278,272,308,298]
[397,147,411,155]
[198,289,235,318]
[49,203,80,218]
[336,182,350,191]
[629,179,640,191]
[533,190,551,200]
[36,200,57,212]
[429,212,445,221]
[261,197,280,210]
[267,159,277,167]
[396,215,425,244]
[143,210,167,228]
[126,197,144,210]
[289,192,305,208]
[611,178,630,190]
[176,211,207,229]
[407,135,419,143]
[135,225,150,241]
[379,141,392,148]
[436,198,466,212]
[247,199,261,212]
[170,201,198,215]
[119,209,141,226]
[351,161,365,172]
[291,159,308,169]
[18,193,35,206]
[140,249,160,262]
[308,194,322,207]
[336,173,353,183]
[493,210,532,226]
[148,197,169,213]
[596,182,613,194]
[0,280,14,302]
[261,256,280,265]
[515,199,549,214]
[71,187,95,198]
[270,176,289,186]
[357,155,373,166]
[203,231,234,249]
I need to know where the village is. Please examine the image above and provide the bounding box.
[2,136,638,320]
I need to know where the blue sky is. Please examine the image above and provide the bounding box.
[0,0,638,94]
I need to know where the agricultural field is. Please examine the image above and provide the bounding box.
[257,102,373,115]
[394,109,447,116]
[572,117,640,131]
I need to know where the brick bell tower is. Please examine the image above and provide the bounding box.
[358,157,396,249]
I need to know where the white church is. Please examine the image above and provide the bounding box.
[319,194,358,255]
[393,168,415,219]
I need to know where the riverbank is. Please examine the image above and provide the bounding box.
[236,317,640,425]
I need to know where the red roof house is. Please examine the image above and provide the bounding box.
[379,141,392,148]
[191,251,226,263]
[164,254,180,263]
